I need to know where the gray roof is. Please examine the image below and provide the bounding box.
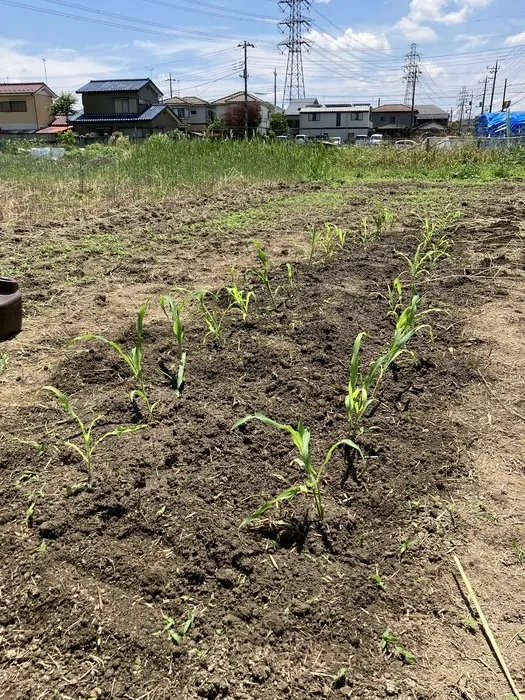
[284,98,319,116]
[414,104,448,117]
[76,79,162,96]
[301,105,371,114]
[70,105,178,122]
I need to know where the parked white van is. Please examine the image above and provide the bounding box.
[369,134,384,146]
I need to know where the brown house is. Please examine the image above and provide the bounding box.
[0,82,56,133]
[371,104,415,136]
[71,78,182,139]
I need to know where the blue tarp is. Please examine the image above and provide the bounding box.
[476,111,525,137]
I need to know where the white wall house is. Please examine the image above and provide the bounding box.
[213,92,275,135]
[162,96,215,133]
[299,105,372,142]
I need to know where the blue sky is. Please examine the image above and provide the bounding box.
[2,0,524,113]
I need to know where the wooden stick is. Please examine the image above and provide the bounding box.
[453,555,523,700]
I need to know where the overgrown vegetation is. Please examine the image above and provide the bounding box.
[1,138,523,229]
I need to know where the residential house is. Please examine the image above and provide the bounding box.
[371,104,414,136]
[298,105,372,142]
[212,92,275,135]
[0,82,56,133]
[36,114,72,140]
[414,104,449,133]
[70,79,182,139]
[284,97,320,135]
[162,95,215,133]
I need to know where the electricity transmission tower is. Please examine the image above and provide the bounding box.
[278,0,312,106]
[403,43,421,128]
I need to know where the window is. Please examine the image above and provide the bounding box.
[176,108,189,119]
[208,110,215,120]
[0,100,27,112]
[351,112,364,121]
[336,112,341,127]
[191,109,197,115]
[115,98,137,114]
[308,113,320,121]
[390,116,396,124]
[380,116,386,122]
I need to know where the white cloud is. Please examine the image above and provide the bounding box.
[454,33,489,51]
[307,27,391,52]
[0,38,127,95]
[505,31,525,47]
[396,0,494,42]
[394,18,437,42]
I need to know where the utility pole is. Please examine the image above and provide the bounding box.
[42,58,47,84]
[479,75,488,114]
[278,0,312,106]
[488,60,499,112]
[457,86,468,133]
[274,68,277,107]
[403,43,421,130]
[501,77,507,112]
[169,72,173,98]
[238,40,255,139]
[466,91,473,131]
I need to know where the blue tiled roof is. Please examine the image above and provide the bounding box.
[76,79,160,94]
[70,106,176,123]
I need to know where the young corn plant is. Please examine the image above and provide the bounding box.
[380,628,417,665]
[286,262,294,292]
[42,386,144,487]
[226,285,254,323]
[191,289,229,346]
[159,295,186,396]
[70,305,155,415]
[386,277,404,322]
[346,296,432,439]
[232,414,362,526]
[250,240,280,309]
[360,216,375,246]
[372,202,396,235]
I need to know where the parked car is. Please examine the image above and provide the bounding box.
[369,134,383,146]
[354,135,369,146]
[394,139,417,150]
[330,136,342,145]
[276,135,289,141]
[295,134,308,144]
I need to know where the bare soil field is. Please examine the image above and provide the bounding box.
[0,180,524,700]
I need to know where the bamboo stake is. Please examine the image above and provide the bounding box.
[453,554,523,700]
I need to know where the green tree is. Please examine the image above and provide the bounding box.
[269,112,288,136]
[48,92,77,119]
[57,129,77,150]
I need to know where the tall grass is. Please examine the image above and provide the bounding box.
[1,138,524,227]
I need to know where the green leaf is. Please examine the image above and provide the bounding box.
[240,484,308,528]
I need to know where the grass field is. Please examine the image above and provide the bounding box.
[0,145,524,699]
[1,137,524,228]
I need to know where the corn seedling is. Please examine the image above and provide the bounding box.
[345,332,382,439]
[370,568,386,590]
[250,240,280,308]
[360,216,375,246]
[372,202,396,235]
[0,352,7,377]
[154,609,196,644]
[380,628,416,665]
[232,413,362,526]
[386,277,404,321]
[159,295,186,395]
[511,540,525,563]
[191,289,229,346]
[286,262,294,291]
[346,296,432,439]
[42,386,144,487]
[308,225,323,264]
[71,305,155,415]
[226,285,254,322]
